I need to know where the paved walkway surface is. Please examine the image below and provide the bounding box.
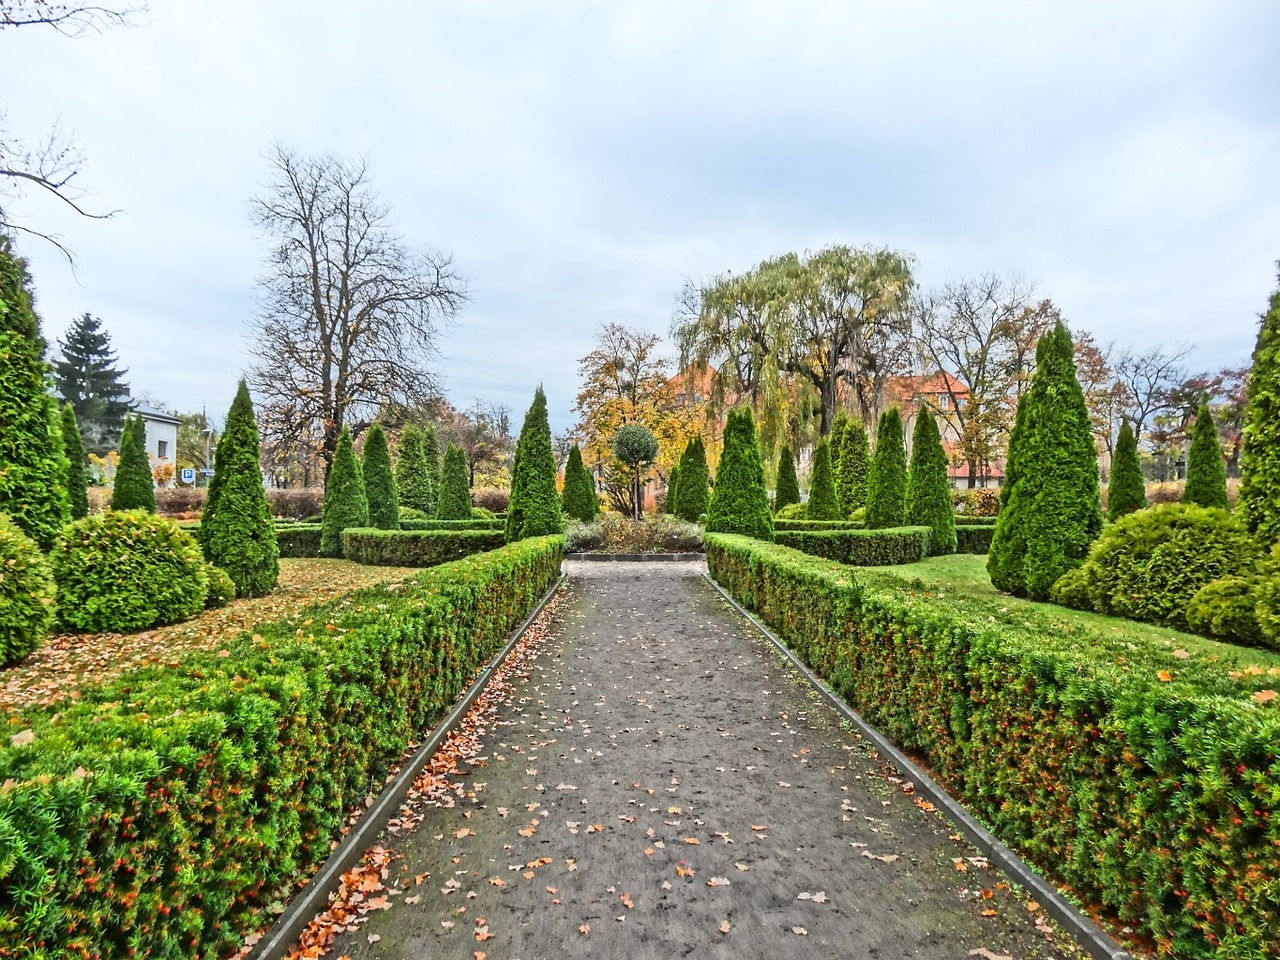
[328,561,1083,960]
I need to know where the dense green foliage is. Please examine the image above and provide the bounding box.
[865,408,907,529]
[319,427,369,556]
[275,523,322,558]
[110,415,156,513]
[1184,401,1229,510]
[773,519,861,531]
[561,444,599,523]
[705,407,773,540]
[342,528,507,566]
[1239,277,1280,544]
[806,439,841,520]
[1186,577,1265,647]
[506,388,563,540]
[361,424,400,530]
[203,564,237,609]
[0,512,55,666]
[395,424,434,515]
[421,424,442,514]
[1250,548,1280,650]
[401,517,503,531]
[706,533,1280,958]
[906,411,956,555]
[1107,420,1146,520]
[0,536,562,960]
[774,526,932,565]
[988,322,1101,599]
[436,444,473,521]
[673,437,710,523]
[773,444,800,513]
[954,525,995,554]
[664,464,680,515]
[611,423,659,467]
[199,382,279,597]
[51,312,131,456]
[51,511,208,632]
[774,502,806,520]
[836,418,871,516]
[60,404,89,521]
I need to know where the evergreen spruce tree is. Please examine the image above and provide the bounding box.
[1183,401,1228,510]
[111,414,156,512]
[437,443,473,520]
[906,411,956,555]
[421,424,442,515]
[706,407,773,539]
[319,426,369,556]
[395,423,433,514]
[865,408,907,528]
[361,423,400,529]
[806,439,842,520]
[987,322,1102,599]
[829,414,853,517]
[838,418,871,514]
[199,381,279,596]
[674,437,710,523]
[61,404,89,520]
[0,236,71,549]
[774,444,800,513]
[52,312,131,456]
[665,464,680,515]
[506,387,564,541]
[1240,276,1280,543]
[1106,420,1146,520]
[561,444,600,523]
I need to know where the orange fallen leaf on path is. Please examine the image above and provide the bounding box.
[1157,670,1173,682]
[719,919,731,934]
[1253,689,1278,703]
[683,837,701,845]
[579,923,591,935]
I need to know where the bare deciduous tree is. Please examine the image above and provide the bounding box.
[1112,342,1194,446]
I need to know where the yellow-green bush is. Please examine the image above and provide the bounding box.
[0,512,55,666]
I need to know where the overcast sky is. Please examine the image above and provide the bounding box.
[3,1,1277,436]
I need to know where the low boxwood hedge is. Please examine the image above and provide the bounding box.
[954,524,995,554]
[0,536,563,959]
[705,534,1280,959]
[774,526,931,565]
[773,519,862,531]
[399,518,504,532]
[275,522,323,558]
[342,528,506,566]
[954,514,998,526]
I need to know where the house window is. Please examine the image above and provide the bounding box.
[937,394,950,410]
[157,440,168,458]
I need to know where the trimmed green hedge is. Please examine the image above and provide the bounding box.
[276,523,323,558]
[705,534,1280,959]
[774,526,931,566]
[400,518,504,532]
[773,519,863,531]
[342,528,506,566]
[954,515,998,526]
[0,536,563,959]
[955,525,995,554]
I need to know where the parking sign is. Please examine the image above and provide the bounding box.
[180,468,196,484]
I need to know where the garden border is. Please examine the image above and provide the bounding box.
[702,572,1133,960]
[247,571,567,960]
[563,552,706,562]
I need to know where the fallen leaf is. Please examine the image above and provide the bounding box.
[620,893,634,909]
[367,933,381,944]
[791,926,808,936]
[454,828,476,839]
[707,877,731,887]
[719,919,731,934]
[9,729,34,747]
[862,851,900,863]
[488,877,506,888]
[474,953,487,960]
[1253,689,1278,703]
[579,923,590,936]
[735,862,750,871]
[981,908,998,917]
[750,824,767,831]
[1172,649,1191,659]
[643,847,655,856]
[1157,669,1173,682]
[683,837,701,845]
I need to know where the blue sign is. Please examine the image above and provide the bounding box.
[180,468,196,484]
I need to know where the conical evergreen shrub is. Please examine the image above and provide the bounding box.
[774,445,800,513]
[665,464,680,515]
[111,415,156,512]
[839,418,871,515]
[988,322,1102,599]
[806,440,842,520]
[437,444,473,520]
[320,427,369,556]
[706,407,773,540]
[506,387,563,541]
[1184,401,1228,510]
[1240,276,1280,544]
[1107,421,1146,520]
[829,415,853,517]
[61,404,89,521]
[907,411,956,555]
[199,381,279,596]
[674,437,710,523]
[561,444,599,523]
[422,424,442,515]
[866,408,907,528]
[362,423,400,530]
[396,424,433,514]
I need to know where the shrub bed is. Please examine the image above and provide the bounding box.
[342,528,506,566]
[706,534,1280,959]
[774,526,931,566]
[954,525,995,554]
[0,536,563,959]
[399,517,504,532]
[773,519,862,531]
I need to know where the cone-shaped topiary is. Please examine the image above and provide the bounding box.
[396,423,433,515]
[422,424,442,514]
[1107,420,1146,520]
[774,444,800,513]
[675,436,710,523]
[988,321,1102,599]
[665,464,680,514]
[829,415,852,517]
[362,423,400,530]
[437,444,473,520]
[706,407,773,540]
[506,387,564,540]
[61,403,89,521]
[199,381,279,596]
[838,418,871,516]
[561,444,599,523]
[111,415,156,512]
[1184,401,1228,510]
[807,439,842,520]
[1240,275,1280,544]
[866,408,907,528]
[907,410,956,555]
[319,427,369,556]
[0,512,55,666]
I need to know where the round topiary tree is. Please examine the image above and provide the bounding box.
[674,436,710,523]
[51,511,209,633]
[774,444,800,514]
[395,423,433,515]
[907,410,956,555]
[362,423,400,530]
[1239,273,1280,544]
[612,423,659,520]
[319,427,369,556]
[866,407,907,529]
[806,439,841,520]
[0,512,56,666]
[838,418,871,516]
[199,381,279,596]
[1183,400,1228,510]
[111,414,156,512]
[665,463,680,515]
[437,443,473,520]
[706,407,773,540]
[506,387,564,540]
[1107,420,1146,520]
[61,404,89,521]
[562,443,599,523]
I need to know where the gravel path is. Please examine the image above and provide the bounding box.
[327,561,1083,960]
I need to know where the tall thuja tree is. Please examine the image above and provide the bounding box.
[506,387,563,540]
[665,464,680,515]
[838,418,871,515]
[362,423,400,529]
[421,423,442,514]
[806,439,841,520]
[1240,276,1280,543]
[865,408,907,528]
[52,312,131,456]
[674,436,710,523]
[828,415,849,509]
[200,380,279,596]
[988,321,1101,599]
[61,404,89,520]
[0,236,70,549]
[1184,400,1228,510]
[111,415,156,512]
[706,407,773,540]
[774,444,800,513]
[319,427,368,556]
[562,444,600,523]
[907,410,956,555]
[437,444,473,520]
[1107,420,1146,520]
[395,423,433,514]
